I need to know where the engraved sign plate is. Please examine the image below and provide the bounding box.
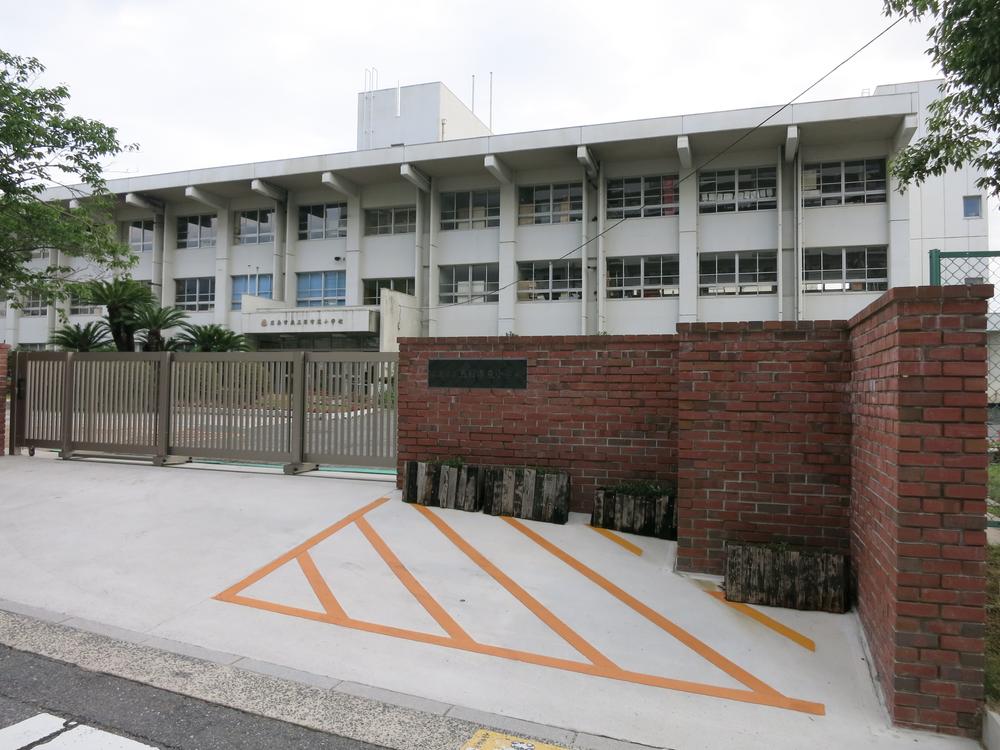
[428,359,527,389]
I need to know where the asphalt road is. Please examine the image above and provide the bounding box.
[0,645,387,750]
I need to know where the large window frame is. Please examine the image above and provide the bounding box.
[364,206,417,236]
[699,167,777,214]
[235,208,275,244]
[699,250,778,296]
[606,255,680,299]
[516,260,583,301]
[175,277,216,311]
[296,271,346,308]
[607,175,679,219]
[438,264,500,304]
[177,214,217,249]
[69,294,102,316]
[231,274,273,311]
[363,277,415,305]
[802,159,886,207]
[802,246,888,293]
[20,295,46,316]
[298,203,347,240]
[440,190,500,230]
[518,183,583,225]
[125,219,154,252]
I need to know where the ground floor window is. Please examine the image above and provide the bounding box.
[296,271,346,307]
[231,274,273,310]
[175,277,216,311]
[517,259,582,301]
[699,250,778,296]
[363,277,415,305]
[803,246,887,293]
[19,295,47,316]
[439,264,499,304]
[606,255,679,298]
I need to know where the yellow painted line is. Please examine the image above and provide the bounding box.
[462,729,568,750]
[707,591,816,652]
[590,526,643,556]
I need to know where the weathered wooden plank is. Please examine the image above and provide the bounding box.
[590,489,675,539]
[724,542,849,613]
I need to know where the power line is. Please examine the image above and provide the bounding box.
[402,13,908,313]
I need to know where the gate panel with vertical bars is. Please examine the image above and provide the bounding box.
[8,351,398,470]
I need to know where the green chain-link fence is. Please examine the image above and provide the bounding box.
[929,250,1000,412]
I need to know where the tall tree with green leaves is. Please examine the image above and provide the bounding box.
[76,278,153,351]
[0,48,136,306]
[884,1,1000,195]
[133,304,188,352]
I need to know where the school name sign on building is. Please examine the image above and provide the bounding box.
[244,308,377,334]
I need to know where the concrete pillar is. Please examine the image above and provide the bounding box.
[343,193,362,308]
[428,181,440,336]
[888,173,910,286]
[151,212,165,301]
[678,165,698,324]
[162,205,176,307]
[414,189,427,333]
[45,249,59,350]
[274,197,289,303]
[214,208,231,324]
[498,182,517,335]
[597,165,607,333]
[580,166,589,335]
[5,301,20,348]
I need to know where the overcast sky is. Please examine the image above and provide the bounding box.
[3,0,940,179]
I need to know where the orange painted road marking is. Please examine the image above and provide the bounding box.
[590,527,643,556]
[707,591,817,652]
[214,499,825,716]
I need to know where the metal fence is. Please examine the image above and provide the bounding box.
[8,351,398,470]
[929,249,1000,406]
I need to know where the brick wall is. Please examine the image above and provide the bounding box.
[674,321,853,575]
[848,286,989,737]
[397,335,677,512]
[0,344,8,457]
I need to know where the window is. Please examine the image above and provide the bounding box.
[607,175,679,219]
[125,219,154,252]
[69,294,101,316]
[177,214,217,249]
[440,190,500,230]
[803,246,887,293]
[439,264,499,304]
[606,255,679,298]
[231,274,273,310]
[518,183,583,225]
[175,277,216,311]
[30,248,50,260]
[699,251,778,296]
[365,206,417,235]
[20,295,46,316]
[516,260,583,301]
[299,203,347,240]
[235,209,274,244]
[363,277,415,305]
[964,195,983,218]
[296,271,346,307]
[699,167,776,213]
[802,159,886,207]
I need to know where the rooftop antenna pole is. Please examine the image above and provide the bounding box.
[371,68,379,148]
[489,72,493,131]
[363,69,370,148]
[396,79,401,117]
[471,74,475,114]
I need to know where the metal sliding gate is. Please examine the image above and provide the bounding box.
[8,351,398,471]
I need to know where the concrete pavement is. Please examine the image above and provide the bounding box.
[0,453,980,750]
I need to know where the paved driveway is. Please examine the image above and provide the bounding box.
[0,455,974,749]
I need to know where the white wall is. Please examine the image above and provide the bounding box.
[516,301,579,335]
[436,304,498,336]
[604,298,679,334]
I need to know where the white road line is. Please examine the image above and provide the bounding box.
[0,715,155,750]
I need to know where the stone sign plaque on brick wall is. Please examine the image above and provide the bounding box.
[428,359,527,389]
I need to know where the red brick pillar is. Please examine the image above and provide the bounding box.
[0,343,9,456]
[848,286,990,737]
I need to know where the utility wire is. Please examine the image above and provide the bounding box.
[402,13,907,313]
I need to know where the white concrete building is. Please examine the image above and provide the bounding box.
[3,79,993,351]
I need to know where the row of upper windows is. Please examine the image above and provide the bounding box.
[122,160,895,252]
[436,247,886,305]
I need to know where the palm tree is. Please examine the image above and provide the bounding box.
[49,322,112,352]
[76,278,154,352]
[133,304,188,352]
[174,323,250,352]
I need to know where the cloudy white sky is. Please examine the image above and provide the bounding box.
[3,0,940,178]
